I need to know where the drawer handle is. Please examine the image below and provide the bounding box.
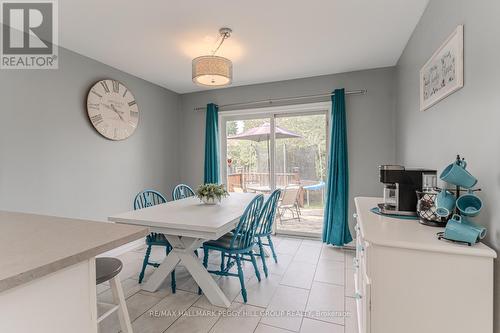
[355,292,363,300]
[353,258,359,268]
[357,245,364,252]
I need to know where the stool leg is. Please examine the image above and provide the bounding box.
[110,276,132,333]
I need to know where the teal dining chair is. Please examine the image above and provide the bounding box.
[202,194,264,303]
[134,190,176,293]
[254,189,281,277]
[221,189,282,279]
[172,184,195,200]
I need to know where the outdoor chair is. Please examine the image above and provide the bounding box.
[277,186,302,223]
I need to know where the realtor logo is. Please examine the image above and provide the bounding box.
[1,0,58,69]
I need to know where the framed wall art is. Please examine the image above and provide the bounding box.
[420,25,464,111]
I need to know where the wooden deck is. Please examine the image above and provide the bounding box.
[276,208,323,235]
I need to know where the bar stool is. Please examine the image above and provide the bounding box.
[96,257,132,333]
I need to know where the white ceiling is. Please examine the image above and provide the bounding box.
[58,0,428,93]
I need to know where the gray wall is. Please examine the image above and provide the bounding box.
[179,67,397,230]
[395,0,500,328]
[0,46,181,221]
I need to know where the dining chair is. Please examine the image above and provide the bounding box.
[172,184,195,200]
[277,186,302,223]
[254,189,281,277]
[202,194,264,303]
[134,190,176,293]
[225,189,281,279]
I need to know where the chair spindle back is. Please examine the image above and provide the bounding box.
[172,184,195,200]
[256,189,281,236]
[230,194,264,250]
[134,190,167,210]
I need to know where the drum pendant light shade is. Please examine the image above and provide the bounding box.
[192,55,233,87]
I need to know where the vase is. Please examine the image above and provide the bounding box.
[201,196,220,205]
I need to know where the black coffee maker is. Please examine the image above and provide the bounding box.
[378,165,437,216]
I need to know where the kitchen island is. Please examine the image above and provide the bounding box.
[0,211,148,333]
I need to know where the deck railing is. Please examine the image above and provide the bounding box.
[227,172,300,192]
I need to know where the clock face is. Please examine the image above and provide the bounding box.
[87,79,139,140]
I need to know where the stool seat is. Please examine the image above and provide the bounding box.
[95,257,132,332]
[96,257,123,285]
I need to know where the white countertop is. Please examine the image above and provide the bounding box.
[0,211,148,293]
[355,197,497,258]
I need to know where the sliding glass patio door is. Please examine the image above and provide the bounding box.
[273,113,327,236]
[224,117,272,194]
[220,104,329,237]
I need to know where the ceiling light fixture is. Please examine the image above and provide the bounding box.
[192,27,233,87]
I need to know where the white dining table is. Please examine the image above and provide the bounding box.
[108,192,258,308]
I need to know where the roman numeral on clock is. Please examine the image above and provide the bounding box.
[112,80,120,93]
[91,90,102,98]
[88,103,100,110]
[90,114,103,126]
[130,110,139,118]
[100,81,110,93]
[128,100,136,107]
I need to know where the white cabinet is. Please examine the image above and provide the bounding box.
[353,222,371,333]
[354,197,496,333]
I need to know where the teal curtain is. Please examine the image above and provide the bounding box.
[204,103,220,184]
[323,89,352,246]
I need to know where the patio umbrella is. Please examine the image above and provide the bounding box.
[227,122,301,142]
[227,122,301,183]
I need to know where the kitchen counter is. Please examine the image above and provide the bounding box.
[354,197,496,333]
[0,210,148,333]
[0,210,148,292]
[355,197,496,258]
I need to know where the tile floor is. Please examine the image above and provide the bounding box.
[98,236,358,333]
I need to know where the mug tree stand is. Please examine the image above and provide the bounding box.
[435,155,481,246]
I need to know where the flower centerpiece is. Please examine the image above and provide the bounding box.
[196,183,229,205]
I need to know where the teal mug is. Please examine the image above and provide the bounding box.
[434,189,456,217]
[456,191,482,217]
[461,218,487,239]
[444,214,481,244]
[439,160,477,189]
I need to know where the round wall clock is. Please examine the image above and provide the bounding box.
[86,79,139,140]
